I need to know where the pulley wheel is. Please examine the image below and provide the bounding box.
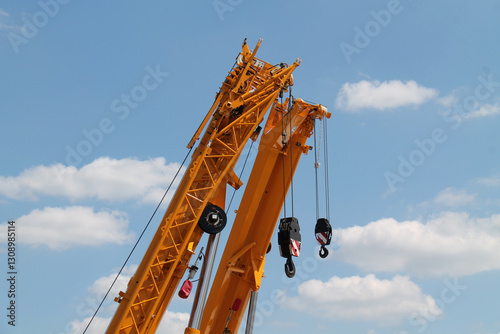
[198,204,227,234]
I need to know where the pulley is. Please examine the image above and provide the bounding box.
[315,218,332,258]
[277,217,301,278]
[198,203,227,234]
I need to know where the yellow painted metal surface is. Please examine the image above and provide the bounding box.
[200,99,329,333]
[106,40,301,334]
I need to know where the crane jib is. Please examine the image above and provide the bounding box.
[104,39,330,334]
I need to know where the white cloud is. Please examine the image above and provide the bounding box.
[0,157,182,203]
[5,206,135,250]
[281,274,441,325]
[87,265,138,309]
[69,316,111,334]
[0,8,8,17]
[72,265,138,321]
[433,187,476,207]
[331,212,500,276]
[335,80,438,112]
[437,94,459,108]
[69,265,188,334]
[156,311,190,334]
[68,312,189,334]
[69,265,189,333]
[465,102,500,119]
[477,174,500,187]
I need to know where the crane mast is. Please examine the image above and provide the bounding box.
[105,39,330,334]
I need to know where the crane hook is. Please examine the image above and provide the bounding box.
[319,245,329,259]
[278,217,301,278]
[285,257,295,278]
[315,218,332,259]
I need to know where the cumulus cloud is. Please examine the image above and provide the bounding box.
[0,157,182,203]
[464,101,500,119]
[69,316,111,334]
[87,265,138,308]
[4,206,135,250]
[281,275,441,325]
[477,174,500,187]
[71,265,138,323]
[335,80,438,112]
[69,311,189,334]
[433,188,476,207]
[437,94,459,108]
[69,265,188,334]
[331,212,500,276]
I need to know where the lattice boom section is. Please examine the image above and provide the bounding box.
[108,45,300,334]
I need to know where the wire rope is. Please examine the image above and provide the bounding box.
[288,89,295,218]
[280,92,287,218]
[227,140,255,211]
[313,120,320,221]
[323,119,331,221]
[82,146,193,334]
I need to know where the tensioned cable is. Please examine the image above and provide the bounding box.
[287,90,295,218]
[323,119,331,221]
[313,120,320,221]
[82,146,193,334]
[280,92,288,218]
[227,139,255,211]
[313,117,331,222]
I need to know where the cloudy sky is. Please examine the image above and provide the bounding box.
[1,1,500,334]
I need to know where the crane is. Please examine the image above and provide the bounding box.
[105,39,330,334]
[197,97,329,333]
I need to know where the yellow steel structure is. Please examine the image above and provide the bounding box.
[106,39,329,334]
[198,98,329,333]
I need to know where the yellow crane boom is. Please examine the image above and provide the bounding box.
[198,98,329,333]
[106,39,301,334]
[106,39,330,334]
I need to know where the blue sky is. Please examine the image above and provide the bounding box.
[1,1,500,333]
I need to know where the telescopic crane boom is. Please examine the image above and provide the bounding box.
[197,97,329,333]
[105,39,329,334]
